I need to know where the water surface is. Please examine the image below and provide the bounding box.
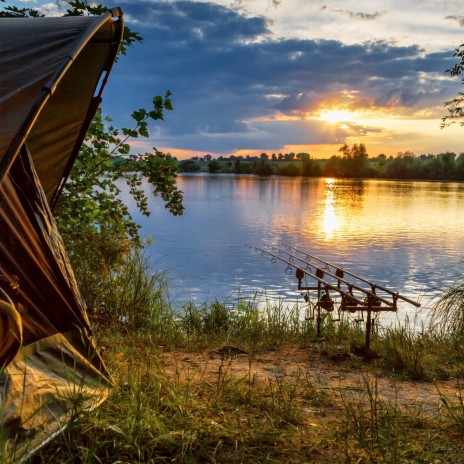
[121,174,464,323]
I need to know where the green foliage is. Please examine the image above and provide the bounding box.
[180,147,464,180]
[324,143,371,177]
[437,382,464,434]
[431,273,464,335]
[208,159,221,173]
[0,4,43,17]
[253,158,273,175]
[178,159,201,172]
[66,1,143,55]
[1,1,184,271]
[55,96,183,269]
[301,154,321,176]
[443,43,464,127]
[0,1,143,54]
[86,245,175,331]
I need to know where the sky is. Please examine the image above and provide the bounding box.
[7,0,464,159]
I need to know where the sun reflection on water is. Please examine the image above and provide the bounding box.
[322,178,338,240]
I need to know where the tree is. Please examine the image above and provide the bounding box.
[338,144,351,158]
[442,43,464,127]
[254,158,273,175]
[350,143,369,177]
[300,154,320,177]
[323,155,342,177]
[178,159,201,172]
[285,152,295,161]
[208,159,221,173]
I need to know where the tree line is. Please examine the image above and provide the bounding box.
[178,143,464,181]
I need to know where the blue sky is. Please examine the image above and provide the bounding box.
[7,0,464,158]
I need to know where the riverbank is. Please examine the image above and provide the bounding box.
[29,247,464,463]
[171,149,464,183]
[33,327,464,463]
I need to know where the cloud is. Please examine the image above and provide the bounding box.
[320,6,386,21]
[102,1,456,154]
[156,119,349,152]
[445,14,464,28]
[445,15,464,28]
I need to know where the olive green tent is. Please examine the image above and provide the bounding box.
[0,10,123,460]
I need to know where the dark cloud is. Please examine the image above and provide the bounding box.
[156,119,348,152]
[102,1,456,154]
[445,15,464,28]
[321,6,386,21]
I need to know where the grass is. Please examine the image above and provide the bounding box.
[30,327,464,463]
[7,247,463,462]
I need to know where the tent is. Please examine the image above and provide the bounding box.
[0,10,124,460]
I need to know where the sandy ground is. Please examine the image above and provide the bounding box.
[156,343,460,418]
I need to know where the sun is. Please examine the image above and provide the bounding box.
[319,109,353,124]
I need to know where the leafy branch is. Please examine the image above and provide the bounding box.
[1,0,185,272]
[81,91,174,183]
[442,44,464,128]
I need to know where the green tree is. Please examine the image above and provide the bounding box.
[454,153,464,179]
[254,158,273,175]
[208,159,221,173]
[300,154,321,177]
[178,159,201,172]
[382,152,417,179]
[438,152,457,179]
[323,155,342,177]
[442,43,464,127]
[351,143,369,177]
[55,95,183,270]
[334,143,370,177]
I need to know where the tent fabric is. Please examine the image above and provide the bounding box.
[0,11,123,461]
[0,12,123,206]
[0,300,22,367]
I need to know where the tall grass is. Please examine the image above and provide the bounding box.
[72,244,464,383]
[20,244,464,462]
[437,381,464,435]
[431,273,464,334]
[30,326,464,464]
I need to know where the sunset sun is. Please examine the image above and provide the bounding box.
[319,109,354,124]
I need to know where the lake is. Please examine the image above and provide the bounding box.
[120,174,464,324]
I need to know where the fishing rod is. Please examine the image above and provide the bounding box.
[246,243,422,352]
[263,244,395,308]
[246,245,367,307]
[280,244,421,308]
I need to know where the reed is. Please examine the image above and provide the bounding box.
[429,268,464,334]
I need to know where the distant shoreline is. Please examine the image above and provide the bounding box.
[178,170,464,184]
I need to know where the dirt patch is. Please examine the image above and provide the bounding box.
[157,343,459,417]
